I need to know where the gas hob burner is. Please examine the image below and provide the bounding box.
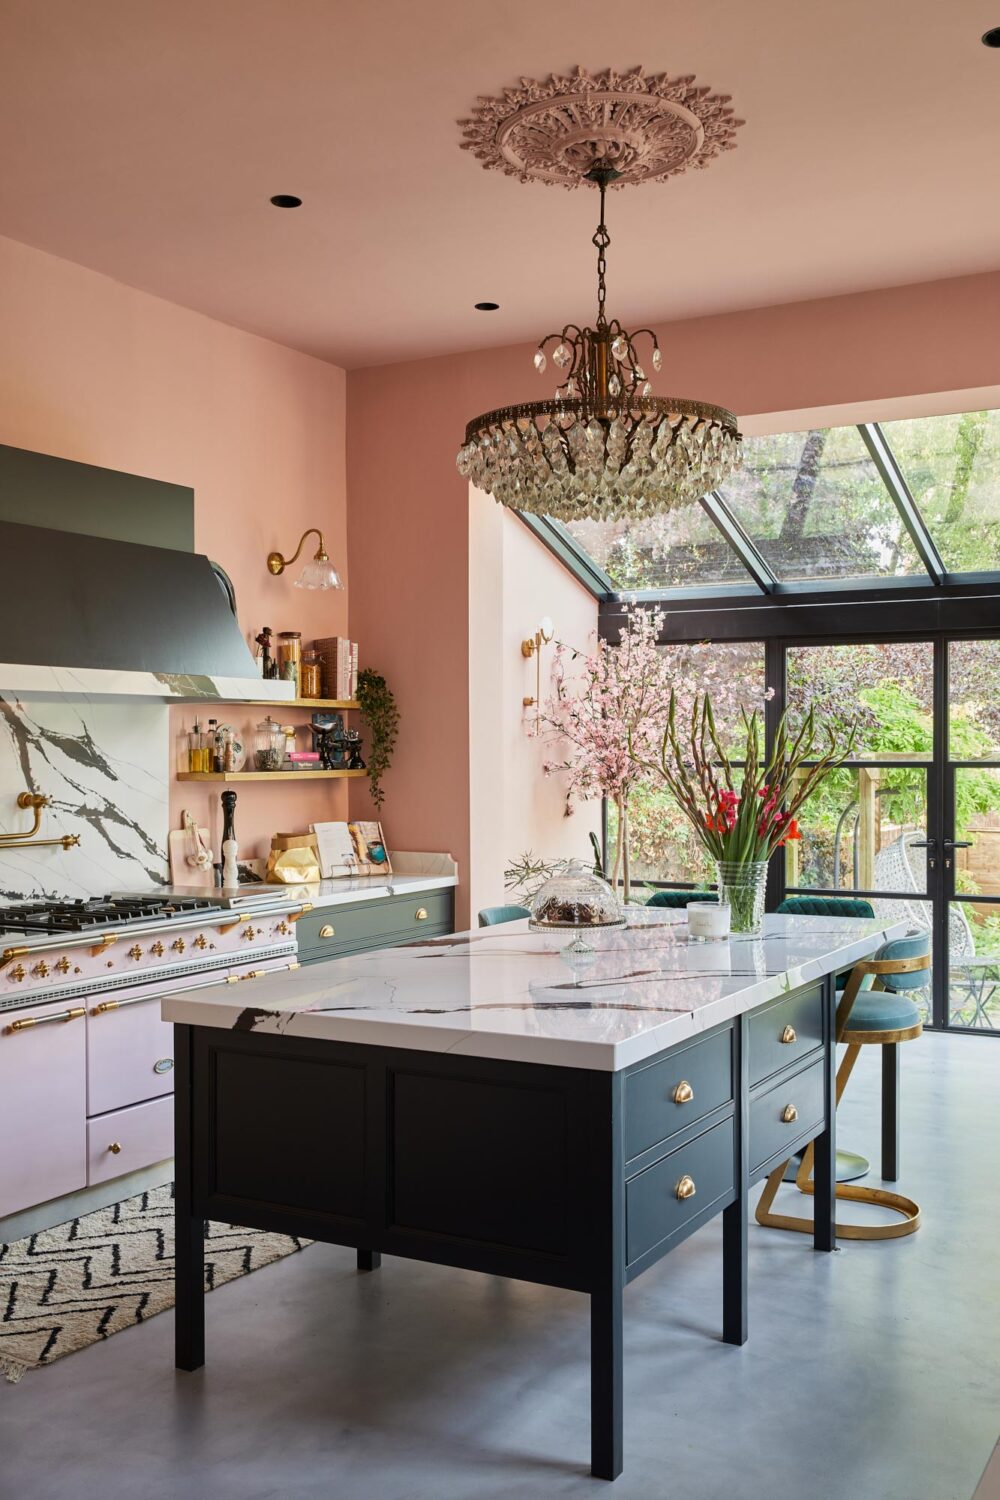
[0,893,225,934]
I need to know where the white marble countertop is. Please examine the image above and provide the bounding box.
[162,909,912,1071]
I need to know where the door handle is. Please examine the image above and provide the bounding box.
[909,840,936,848]
[943,840,973,850]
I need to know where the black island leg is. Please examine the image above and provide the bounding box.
[882,1042,899,1181]
[723,1015,749,1344]
[591,1283,623,1481]
[813,977,838,1252]
[174,1023,205,1370]
[357,1249,382,1271]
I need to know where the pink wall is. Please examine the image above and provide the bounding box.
[347,268,1000,924]
[0,233,348,868]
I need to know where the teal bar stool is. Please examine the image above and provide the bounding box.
[645,889,718,908]
[478,904,531,927]
[776,897,876,1184]
[757,930,927,1241]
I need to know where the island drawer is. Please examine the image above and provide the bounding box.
[748,985,824,1086]
[296,889,454,961]
[749,1056,825,1175]
[625,1029,732,1163]
[87,1095,173,1185]
[626,1117,735,1267]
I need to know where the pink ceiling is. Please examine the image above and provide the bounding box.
[2,0,998,369]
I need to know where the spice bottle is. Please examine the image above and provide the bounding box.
[300,649,322,700]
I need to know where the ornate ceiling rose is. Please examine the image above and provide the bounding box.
[459,65,743,189]
[457,71,744,524]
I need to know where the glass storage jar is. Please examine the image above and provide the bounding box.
[253,717,284,772]
[277,631,302,691]
[300,649,322,699]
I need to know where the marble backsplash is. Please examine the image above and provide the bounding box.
[0,694,169,901]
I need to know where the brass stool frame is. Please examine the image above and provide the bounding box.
[756,952,926,1241]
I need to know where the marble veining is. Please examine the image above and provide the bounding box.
[0,693,168,899]
[163,911,912,1071]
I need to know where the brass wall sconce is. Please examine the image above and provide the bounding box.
[521,617,555,730]
[266,528,343,591]
[0,792,80,852]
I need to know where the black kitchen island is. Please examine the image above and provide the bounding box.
[166,909,906,1480]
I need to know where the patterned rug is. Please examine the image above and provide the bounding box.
[0,1183,311,1382]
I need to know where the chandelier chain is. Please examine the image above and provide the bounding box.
[592,177,610,328]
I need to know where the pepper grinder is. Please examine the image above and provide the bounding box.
[220,789,239,888]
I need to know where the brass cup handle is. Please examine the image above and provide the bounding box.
[319,924,336,938]
[675,1174,697,1201]
[415,908,429,921]
[109,1142,122,1155]
[781,1104,799,1124]
[673,1080,694,1105]
[780,1024,797,1044]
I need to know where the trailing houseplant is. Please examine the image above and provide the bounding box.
[356,667,399,812]
[630,692,856,933]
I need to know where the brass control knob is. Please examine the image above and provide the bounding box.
[675,1175,697,1201]
[150,941,165,957]
[127,945,143,961]
[109,1142,122,1155]
[193,935,207,950]
[781,1104,799,1124]
[673,1080,694,1105]
[172,938,186,954]
[32,961,50,979]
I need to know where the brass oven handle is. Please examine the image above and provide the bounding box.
[319,924,336,938]
[93,992,164,1014]
[780,1024,797,1044]
[673,1080,694,1105]
[675,1175,697,1201]
[8,1006,85,1032]
[225,969,268,983]
[781,1104,799,1124]
[415,908,429,921]
[288,904,314,922]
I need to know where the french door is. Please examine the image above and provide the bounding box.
[778,635,1000,1033]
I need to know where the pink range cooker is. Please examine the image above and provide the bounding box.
[0,889,308,1221]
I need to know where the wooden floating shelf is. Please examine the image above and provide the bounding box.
[176,769,367,783]
[223,699,359,710]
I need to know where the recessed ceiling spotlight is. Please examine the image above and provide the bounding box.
[475,301,501,311]
[982,26,1000,45]
[270,194,302,208]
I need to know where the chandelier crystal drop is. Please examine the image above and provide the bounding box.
[457,74,745,523]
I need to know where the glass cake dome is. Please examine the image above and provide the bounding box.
[529,860,625,936]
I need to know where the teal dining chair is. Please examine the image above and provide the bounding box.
[478,904,531,927]
[757,928,928,1241]
[645,889,718,908]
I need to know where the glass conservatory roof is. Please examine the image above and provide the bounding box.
[527,411,1000,599]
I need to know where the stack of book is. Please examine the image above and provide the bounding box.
[314,637,359,700]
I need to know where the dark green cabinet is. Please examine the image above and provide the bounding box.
[296,888,454,964]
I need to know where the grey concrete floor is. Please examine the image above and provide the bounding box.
[2,1032,998,1500]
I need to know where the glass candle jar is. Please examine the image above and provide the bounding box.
[300,649,322,699]
[277,631,302,692]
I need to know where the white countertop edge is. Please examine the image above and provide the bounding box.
[162,919,912,1072]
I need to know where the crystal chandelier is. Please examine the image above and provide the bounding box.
[456,68,744,522]
[458,165,741,521]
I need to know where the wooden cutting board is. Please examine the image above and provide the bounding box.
[168,826,215,889]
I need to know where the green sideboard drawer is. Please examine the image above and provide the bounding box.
[625,1116,735,1268]
[749,1056,825,1175]
[296,889,454,963]
[624,1029,732,1165]
[748,984,824,1087]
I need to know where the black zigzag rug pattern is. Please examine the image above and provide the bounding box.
[0,1182,311,1382]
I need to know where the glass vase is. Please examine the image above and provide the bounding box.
[715,861,768,936]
